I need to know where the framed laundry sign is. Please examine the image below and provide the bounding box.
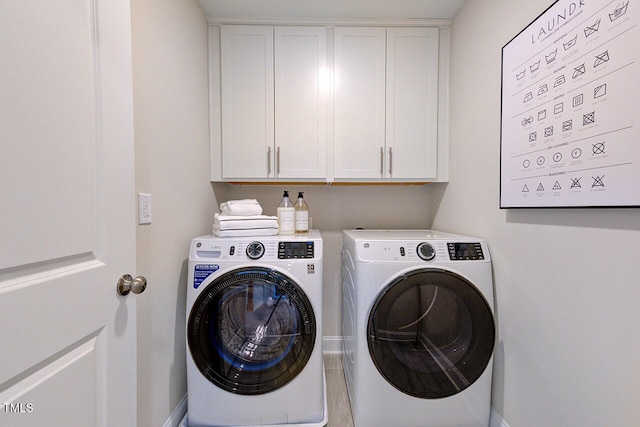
[500,0,640,208]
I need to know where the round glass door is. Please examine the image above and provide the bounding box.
[368,268,495,399]
[188,267,316,395]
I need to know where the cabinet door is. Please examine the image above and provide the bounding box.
[386,28,440,179]
[334,27,387,179]
[275,27,327,179]
[221,26,274,179]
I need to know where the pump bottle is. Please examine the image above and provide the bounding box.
[295,192,309,233]
[277,191,295,235]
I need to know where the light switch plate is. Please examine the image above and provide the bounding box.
[138,193,152,225]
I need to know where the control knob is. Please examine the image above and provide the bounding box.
[417,242,436,261]
[246,241,265,260]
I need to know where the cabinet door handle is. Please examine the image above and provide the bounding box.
[277,146,281,176]
[380,147,384,176]
[388,147,393,176]
[267,146,272,176]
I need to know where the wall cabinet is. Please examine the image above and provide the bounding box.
[219,25,327,180]
[211,23,448,183]
[334,27,440,180]
[333,27,387,179]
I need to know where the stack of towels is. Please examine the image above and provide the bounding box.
[213,199,278,237]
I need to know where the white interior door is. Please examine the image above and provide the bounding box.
[0,1,138,426]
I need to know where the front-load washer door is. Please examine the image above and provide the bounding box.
[368,268,495,399]
[188,266,316,395]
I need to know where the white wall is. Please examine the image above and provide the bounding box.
[435,1,640,425]
[130,0,216,425]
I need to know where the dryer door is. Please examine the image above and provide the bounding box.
[368,268,495,399]
[188,267,316,395]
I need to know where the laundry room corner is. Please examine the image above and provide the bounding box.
[131,0,216,426]
[433,1,640,426]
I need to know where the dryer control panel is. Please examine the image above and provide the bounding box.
[447,242,485,260]
[353,239,488,262]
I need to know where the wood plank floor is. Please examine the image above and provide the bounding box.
[324,353,354,427]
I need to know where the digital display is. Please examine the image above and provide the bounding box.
[278,241,314,259]
[447,243,484,260]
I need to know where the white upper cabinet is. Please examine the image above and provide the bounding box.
[386,27,439,180]
[333,27,387,179]
[211,23,448,183]
[334,27,440,181]
[220,25,274,179]
[275,27,327,179]
[219,25,327,180]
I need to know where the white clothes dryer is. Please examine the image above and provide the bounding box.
[342,230,495,427]
[186,231,326,427]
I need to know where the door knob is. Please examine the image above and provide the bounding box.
[117,274,147,296]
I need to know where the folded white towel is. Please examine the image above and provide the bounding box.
[214,213,278,231]
[212,225,278,238]
[219,199,263,216]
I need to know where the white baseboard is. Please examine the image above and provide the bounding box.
[489,408,510,427]
[322,336,343,353]
[163,393,187,427]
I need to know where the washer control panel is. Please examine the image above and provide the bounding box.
[278,241,315,259]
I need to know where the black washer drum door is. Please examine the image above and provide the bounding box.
[368,268,495,399]
[188,267,316,395]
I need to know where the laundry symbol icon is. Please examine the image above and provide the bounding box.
[562,120,573,132]
[571,148,582,159]
[536,183,545,191]
[538,84,548,96]
[553,152,563,162]
[594,50,610,68]
[522,115,534,126]
[546,48,558,64]
[516,69,526,80]
[524,92,533,103]
[538,110,547,121]
[529,60,541,73]
[554,75,566,87]
[522,184,530,192]
[573,63,586,78]
[570,177,582,188]
[591,175,605,188]
[584,18,601,37]
[553,181,562,190]
[523,159,531,168]
[529,132,537,142]
[554,103,564,114]
[594,83,607,99]
[544,126,554,137]
[537,156,545,166]
[592,141,606,155]
[609,1,629,21]
[573,94,584,107]
[563,35,578,50]
[583,111,595,125]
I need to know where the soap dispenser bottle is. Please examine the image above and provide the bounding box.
[295,192,309,233]
[277,190,295,235]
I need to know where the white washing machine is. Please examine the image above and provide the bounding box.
[186,230,326,427]
[342,230,495,427]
